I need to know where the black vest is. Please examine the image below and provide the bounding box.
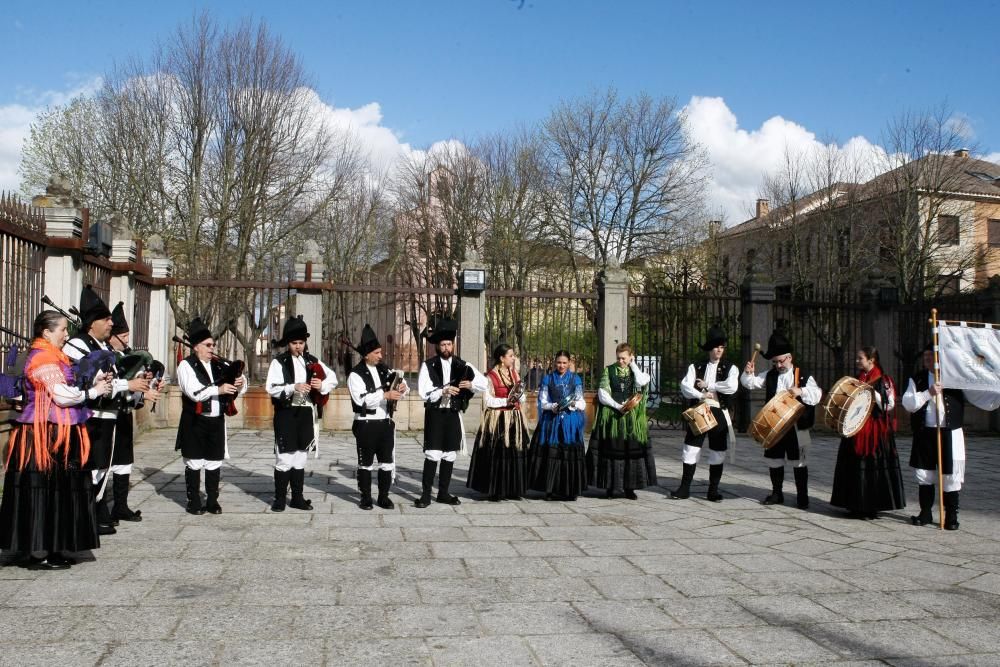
[424,355,473,411]
[350,361,393,415]
[73,335,120,412]
[689,359,734,410]
[607,364,638,402]
[270,351,324,416]
[180,353,226,416]
[765,367,815,430]
[909,371,964,431]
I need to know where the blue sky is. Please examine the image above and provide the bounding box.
[2,0,998,222]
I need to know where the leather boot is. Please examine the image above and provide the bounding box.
[762,467,784,505]
[288,468,313,510]
[95,483,117,534]
[111,473,142,522]
[414,459,436,508]
[358,470,373,510]
[204,468,222,514]
[793,466,809,510]
[376,469,394,509]
[707,464,724,502]
[185,468,204,515]
[271,469,290,512]
[911,484,935,526]
[436,460,461,505]
[944,490,960,530]
[670,463,696,500]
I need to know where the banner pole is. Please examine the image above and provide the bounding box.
[931,309,944,530]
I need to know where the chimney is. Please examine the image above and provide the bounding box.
[954,148,970,158]
[707,219,722,235]
[756,199,769,219]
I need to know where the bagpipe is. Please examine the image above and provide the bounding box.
[271,336,328,409]
[41,294,83,336]
[445,361,476,413]
[0,325,29,403]
[173,335,245,416]
[339,334,404,416]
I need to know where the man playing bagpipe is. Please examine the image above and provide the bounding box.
[175,318,248,515]
[265,316,337,512]
[64,286,152,535]
[105,301,162,523]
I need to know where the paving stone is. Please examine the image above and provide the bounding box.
[911,617,1000,653]
[476,601,590,635]
[719,626,841,663]
[547,556,644,577]
[525,632,644,666]
[386,603,481,637]
[427,635,538,666]
[586,574,682,600]
[733,593,842,625]
[573,599,679,632]
[802,620,971,660]
[327,637,432,665]
[619,629,746,666]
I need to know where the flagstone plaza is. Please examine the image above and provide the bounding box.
[3,429,1000,666]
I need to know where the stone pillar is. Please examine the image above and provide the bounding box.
[144,235,175,378]
[739,274,776,431]
[108,217,138,325]
[860,270,896,371]
[459,253,487,434]
[596,261,629,370]
[294,241,325,357]
[33,175,85,313]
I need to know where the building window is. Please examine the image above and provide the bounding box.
[938,215,960,245]
[776,244,782,268]
[879,225,894,260]
[838,228,851,268]
[939,273,961,295]
[989,219,1000,247]
[786,241,793,268]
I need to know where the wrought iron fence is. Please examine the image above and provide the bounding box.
[131,280,151,351]
[484,276,599,390]
[82,259,112,305]
[629,282,742,429]
[0,193,46,378]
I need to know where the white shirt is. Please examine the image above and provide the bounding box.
[680,361,739,402]
[597,362,651,410]
[265,355,338,401]
[177,357,248,417]
[538,371,586,413]
[740,367,822,406]
[902,371,1000,427]
[417,357,488,406]
[348,364,409,420]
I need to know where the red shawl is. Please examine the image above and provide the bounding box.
[853,365,895,457]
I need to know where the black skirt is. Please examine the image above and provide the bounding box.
[175,412,227,460]
[526,427,587,498]
[586,433,658,491]
[424,408,463,452]
[0,423,100,554]
[830,433,907,513]
[112,411,135,466]
[274,406,315,453]
[467,409,528,497]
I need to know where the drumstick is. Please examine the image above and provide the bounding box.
[748,342,761,367]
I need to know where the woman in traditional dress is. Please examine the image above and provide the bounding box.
[830,346,906,519]
[527,350,587,500]
[587,342,656,499]
[467,344,529,500]
[0,310,111,569]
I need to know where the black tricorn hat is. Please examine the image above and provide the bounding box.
[110,301,129,336]
[356,323,381,357]
[762,330,794,359]
[274,315,309,347]
[187,317,212,347]
[427,317,458,344]
[79,285,112,331]
[700,325,728,351]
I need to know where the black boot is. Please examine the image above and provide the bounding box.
[288,468,313,511]
[944,490,960,530]
[793,466,809,510]
[204,468,222,514]
[670,463,696,500]
[376,470,394,509]
[414,459,437,508]
[111,473,142,522]
[358,470,373,510]
[271,469,290,512]
[185,468,204,515]
[911,484,934,526]
[707,464,724,502]
[436,460,461,505]
[95,483,117,534]
[762,467,784,505]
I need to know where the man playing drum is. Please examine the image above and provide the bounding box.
[740,331,822,509]
[671,326,738,501]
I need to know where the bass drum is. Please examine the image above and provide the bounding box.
[822,376,874,437]
[748,390,805,449]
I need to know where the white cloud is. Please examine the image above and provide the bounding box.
[986,152,1000,166]
[683,96,883,226]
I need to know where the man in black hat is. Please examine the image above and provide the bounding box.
[175,318,247,515]
[902,343,1000,530]
[105,301,161,522]
[65,286,151,534]
[672,325,739,502]
[415,318,487,508]
[265,316,337,512]
[740,330,822,509]
[347,324,408,510]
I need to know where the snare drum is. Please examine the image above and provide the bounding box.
[822,376,874,437]
[748,390,805,449]
[681,401,718,435]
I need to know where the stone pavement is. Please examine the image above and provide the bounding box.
[3,428,1000,666]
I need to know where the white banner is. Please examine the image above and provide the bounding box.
[938,322,1000,392]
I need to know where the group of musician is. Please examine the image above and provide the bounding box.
[4,304,993,571]
[672,326,998,531]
